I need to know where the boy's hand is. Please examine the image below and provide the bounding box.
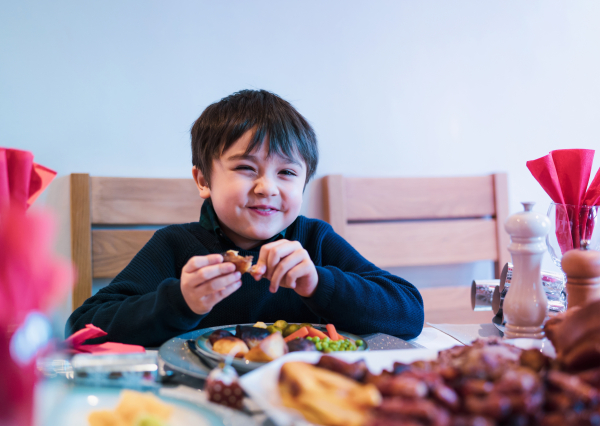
[251,240,318,297]
[181,254,242,315]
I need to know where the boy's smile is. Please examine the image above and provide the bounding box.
[193,130,307,250]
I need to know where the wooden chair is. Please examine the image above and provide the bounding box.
[49,174,203,311]
[322,173,510,324]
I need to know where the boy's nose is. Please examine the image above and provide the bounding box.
[254,176,279,196]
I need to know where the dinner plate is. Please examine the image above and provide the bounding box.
[239,338,557,426]
[193,323,368,374]
[41,385,231,426]
[158,329,212,379]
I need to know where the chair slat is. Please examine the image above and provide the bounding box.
[91,177,203,225]
[71,174,92,310]
[345,219,498,268]
[92,229,156,278]
[421,287,495,324]
[345,176,495,221]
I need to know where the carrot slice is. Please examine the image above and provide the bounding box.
[326,324,341,341]
[306,327,329,340]
[283,326,309,343]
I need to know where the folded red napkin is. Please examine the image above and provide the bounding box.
[0,147,57,209]
[0,197,69,426]
[65,324,145,354]
[527,149,600,254]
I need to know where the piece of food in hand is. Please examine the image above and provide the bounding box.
[89,390,174,426]
[208,329,234,346]
[204,364,245,410]
[235,325,270,348]
[244,332,287,362]
[212,337,249,358]
[222,250,253,274]
[287,338,317,352]
[279,361,381,426]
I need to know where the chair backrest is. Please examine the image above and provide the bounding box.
[322,173,510,278]
[69,174,202,310]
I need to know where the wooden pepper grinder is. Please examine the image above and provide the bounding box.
[503,202,550,339]
[561,240,600,309]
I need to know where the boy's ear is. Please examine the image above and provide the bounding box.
[192,167,211,200]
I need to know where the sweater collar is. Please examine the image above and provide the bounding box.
[199,198,287,249]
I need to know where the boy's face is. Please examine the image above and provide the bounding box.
[193,131,307,250]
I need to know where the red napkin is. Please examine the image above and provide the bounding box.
[65,324,145,354]
[527,149,600,254]
[0,204,72,426]
[0,147,57,209]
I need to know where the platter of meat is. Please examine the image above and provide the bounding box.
[241,301,600,426]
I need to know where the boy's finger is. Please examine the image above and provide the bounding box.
[269,250,303,292]
[200,280,242,307]
[266,241,302,279]
[256,240,287,278]
[182,254,223,273]
[217,280,242,299]
[202,271,241,295]
[285,261,310,289]
[187,262,236,287]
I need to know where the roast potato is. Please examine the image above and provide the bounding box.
[212,337,249,358]
[244,332,287,362]
[208,329,234,346]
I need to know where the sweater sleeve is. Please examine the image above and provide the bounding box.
[301,223,424,339]
[65,226,205,346]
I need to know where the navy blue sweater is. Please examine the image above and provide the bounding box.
[66,216,424,346]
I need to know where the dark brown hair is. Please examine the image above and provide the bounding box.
[191,90,318,185]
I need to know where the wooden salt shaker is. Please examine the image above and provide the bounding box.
[562,240,600,309]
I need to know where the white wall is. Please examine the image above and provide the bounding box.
[3,1,600,279]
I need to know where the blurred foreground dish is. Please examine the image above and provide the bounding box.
[88,389,173,426]
[278,334,600,425]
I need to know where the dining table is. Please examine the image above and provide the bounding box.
[33,320,503,426]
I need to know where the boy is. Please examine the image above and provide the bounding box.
[66,90,424,346]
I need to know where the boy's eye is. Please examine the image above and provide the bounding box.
[279,169,297,177]
[235,165,255,172]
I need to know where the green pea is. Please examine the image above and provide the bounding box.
[356,340,364,347]
[313,337,321,342]
[316,342,323,351]
[323,337,330,343]
[323,348,332,354]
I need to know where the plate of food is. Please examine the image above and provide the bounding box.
[192,321,368,373]
[41,386,246,426]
